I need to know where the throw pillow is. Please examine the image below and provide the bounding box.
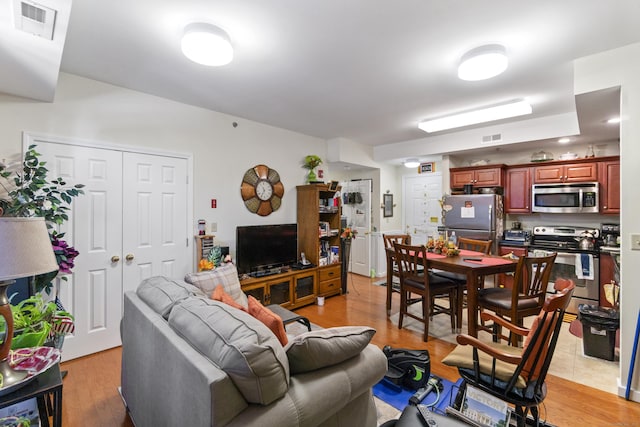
[136,276,205,319]
[284,326,375,374]
[184,263,248,309]
[247,296,288,346]
[168,298,290,405]
[211,285,247,312]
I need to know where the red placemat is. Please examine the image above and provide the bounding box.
[425,252,446,259]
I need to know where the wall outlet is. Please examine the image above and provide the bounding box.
[631,234,640,250]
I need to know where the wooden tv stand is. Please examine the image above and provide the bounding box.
[240,263,341,309]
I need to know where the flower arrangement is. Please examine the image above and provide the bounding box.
[341,227,357,239]
[302,155,323,183]
[426,238,460,256]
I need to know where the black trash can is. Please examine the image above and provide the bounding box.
[577,304,620,361]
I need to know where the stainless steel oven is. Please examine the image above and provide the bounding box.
[529,225,601,314]
[529,249,599,314]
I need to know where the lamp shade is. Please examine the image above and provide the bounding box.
[0,217,58,281]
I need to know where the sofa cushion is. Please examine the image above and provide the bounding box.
[247,296,288,346]
[184,263,248,309]
[168,297,290,405]
[284,326,376,374]
[136,276,205,319]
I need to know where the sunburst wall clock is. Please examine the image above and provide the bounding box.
[240,164,284,216]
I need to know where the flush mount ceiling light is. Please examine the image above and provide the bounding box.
[607,117,621,124]
[181,23,233,66]
[458,44,508,81]
[558,137,571,143]
[404,158,420,168]
[418,100,532,133]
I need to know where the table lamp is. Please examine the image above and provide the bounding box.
[0,217,58,394]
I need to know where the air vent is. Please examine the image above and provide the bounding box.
[481,133,502,144]
[14,0,57,40]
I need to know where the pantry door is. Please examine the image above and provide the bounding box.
[402,173,443,245]
[32,136,191,360]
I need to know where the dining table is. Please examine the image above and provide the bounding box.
[385,247,518,338]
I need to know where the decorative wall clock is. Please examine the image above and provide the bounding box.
[240,164,284,216]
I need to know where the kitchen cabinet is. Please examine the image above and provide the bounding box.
[505,167,531,213]
[450,165,505,189]
[599,253,618,308]
[533,161,597,183]
[599,160,620,214]
[240,268,318,309]
[496,245,527,289]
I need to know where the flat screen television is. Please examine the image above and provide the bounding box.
[236,224,298,276]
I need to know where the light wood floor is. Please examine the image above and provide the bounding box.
[59,273,640,427]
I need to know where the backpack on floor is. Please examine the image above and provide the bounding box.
[382,346,430,390]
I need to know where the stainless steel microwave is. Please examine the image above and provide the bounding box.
[531,182,599,213]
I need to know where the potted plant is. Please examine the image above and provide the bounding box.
[302,155,323,183]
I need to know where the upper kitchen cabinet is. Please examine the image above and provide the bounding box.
[450,164,505,189]
[599,159,620,214]
[533,160,597,183]
[505,167,532,213]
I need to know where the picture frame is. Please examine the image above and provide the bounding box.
[420,162,435,173]
[383,193,394,217]
[328,180,339,191]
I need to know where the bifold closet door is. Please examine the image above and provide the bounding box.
[37,141,190,361]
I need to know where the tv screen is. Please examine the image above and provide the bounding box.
[236,224,298,276]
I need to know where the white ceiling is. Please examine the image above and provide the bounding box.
[1,0,638,162]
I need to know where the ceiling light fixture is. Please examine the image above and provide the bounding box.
[607,117,621,124]
[404,158,420,168]
[181,23,233,66]
[558,137,571,143]
[458,44,508,81]
[418,100,532,133]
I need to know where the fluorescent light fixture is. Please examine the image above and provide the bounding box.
[458,44,508,81]
[607,117,621,124]
[558,137,571,143]
[181,23,233,66]
[404,158,420,168]
[418,100,532,133]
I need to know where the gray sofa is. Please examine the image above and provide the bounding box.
[121,276,388,427]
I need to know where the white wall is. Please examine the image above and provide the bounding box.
[574,43,640,400]
[0,73,327,255]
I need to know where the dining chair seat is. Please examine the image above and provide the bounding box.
[478,288,541,311]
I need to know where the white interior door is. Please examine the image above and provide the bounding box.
[403,173,443,245]
[34,138,191,361]
[36,142,124,361]
[340,180,371,276]
[122,153,189,294]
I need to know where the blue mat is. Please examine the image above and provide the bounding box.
[373,376,464,414]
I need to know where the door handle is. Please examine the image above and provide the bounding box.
[125,254,135,261]
[111,255,120,263]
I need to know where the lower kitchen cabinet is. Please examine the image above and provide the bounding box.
[599,252,619,308]
[496,245,527,288]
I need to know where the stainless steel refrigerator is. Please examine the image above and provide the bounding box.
[443,194,504,254]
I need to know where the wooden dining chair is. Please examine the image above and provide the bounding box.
[443,282,575,427]
[476,252,557,345]
[383,234,411,315]
[432,237,492,329]
[393,242,458,341]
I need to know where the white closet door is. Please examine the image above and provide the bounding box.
[340,180,371,277]
[35,139,191,361]
[37,143,124,361]
[121,153,189,295]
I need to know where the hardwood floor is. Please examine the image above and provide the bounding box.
[59,273,640,426]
